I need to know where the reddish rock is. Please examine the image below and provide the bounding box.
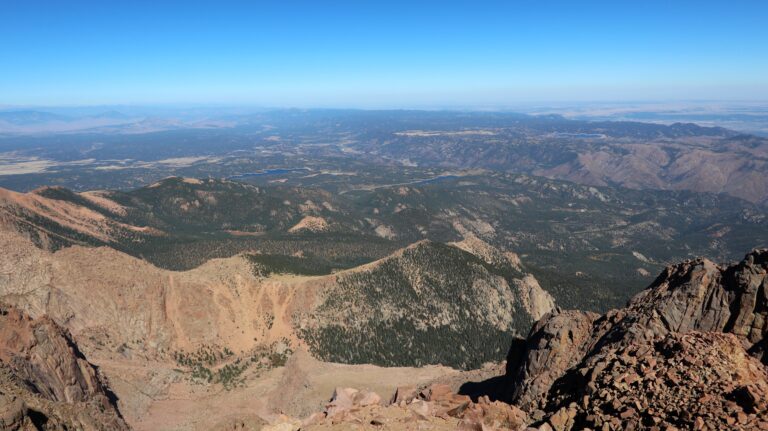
[506,309,599,410]
[0,304,128,430]
[503,250,768,430]
[326,387,382,418]
[390,385,418,404]
[423,383,453,402]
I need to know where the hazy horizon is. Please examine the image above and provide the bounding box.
[3,100,768,136]
[2,99,768,112]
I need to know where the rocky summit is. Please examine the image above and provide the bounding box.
[502,249,768,430]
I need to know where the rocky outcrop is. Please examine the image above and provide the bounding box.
[623,250,768,358]
[288,216,329,233]
[513,275,556,322]
[0,303,128,430]
[262,249,768,430]
[451,232,555,321]
[325,387,382,419]
[505,309,599,410]
[543,331,768,430]
[270,383,529,431]
[505,249,768,430]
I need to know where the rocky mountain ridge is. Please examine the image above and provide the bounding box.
[2,172,766,315]
[283,249,768,430]
[2,218,767,429]
[301,239,554,368]
[0,216,551,371]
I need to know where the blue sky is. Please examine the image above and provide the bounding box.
[1,0,767,107]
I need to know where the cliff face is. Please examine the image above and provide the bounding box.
[0,304,128,431]
[505,250,768,430]
[624,250,768,358]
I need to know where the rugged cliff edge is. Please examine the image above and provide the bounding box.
[0,304,128,430]
[504,249,768,430]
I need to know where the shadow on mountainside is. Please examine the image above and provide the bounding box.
[457,337,527,402]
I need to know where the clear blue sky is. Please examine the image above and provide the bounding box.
[1,0,767,107]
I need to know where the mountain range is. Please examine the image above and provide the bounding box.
[2,110,768,204]
[0,110,767,430]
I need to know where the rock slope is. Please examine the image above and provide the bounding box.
[0,218,554,428]
[0,303,128,430]
[505,249,768,430]
[266,383,529,431]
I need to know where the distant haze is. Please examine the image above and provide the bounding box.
[2,102,768,137]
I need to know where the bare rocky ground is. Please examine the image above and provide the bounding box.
[106,349,464,431]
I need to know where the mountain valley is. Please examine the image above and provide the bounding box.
[0,111,766,430]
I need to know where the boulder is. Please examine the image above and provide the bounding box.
[390,385,418,404]
[325,387,383,419]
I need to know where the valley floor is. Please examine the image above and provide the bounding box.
[98,349,480,431]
